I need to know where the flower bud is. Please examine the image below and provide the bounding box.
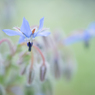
[64,67,72,81]
[40,64,47,81]
[20,65,26,75]
[27,69,34,85]
[53,58,61,79]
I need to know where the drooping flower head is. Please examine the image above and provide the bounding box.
[63,22,95,46]
[3,17,50,51]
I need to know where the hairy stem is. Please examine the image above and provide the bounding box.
[0,39,15,55]
[33,45,45,65]
[20,43,45,67]
[30,51,34,69]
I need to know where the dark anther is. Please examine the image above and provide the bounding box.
[27,42,33,52]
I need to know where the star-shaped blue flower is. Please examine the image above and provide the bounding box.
[63,22,95,46]
[3,17,50,51]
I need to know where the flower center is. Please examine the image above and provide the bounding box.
[25,36,33,43]
[32,29,35,34]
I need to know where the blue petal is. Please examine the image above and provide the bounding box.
[64,35,83,45]
[20,17,31,37]
[87,22,95,30]
[83,31,90,40]
[36,32,51,37]
[38,17,44,30]
[33,17,44,37]
[33,30,40,38]
[18,36,25,44]
[2,29,23,36]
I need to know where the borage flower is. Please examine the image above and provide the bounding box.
[3,17,50,51]
[63,22,95,47]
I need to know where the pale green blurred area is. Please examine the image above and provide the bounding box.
[0,0,95,95]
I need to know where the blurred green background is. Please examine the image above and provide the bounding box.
[0,0,95,95]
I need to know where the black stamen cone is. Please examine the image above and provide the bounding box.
[29,45,31,51]
[27,42,33,52]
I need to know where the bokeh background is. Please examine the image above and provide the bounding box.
[0,0,95,95]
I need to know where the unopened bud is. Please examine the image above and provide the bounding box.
[40,64,47,81]
[53,58,61,79]
[27,69,34,84]
[64,68,72,81]
[20,66,26,75]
